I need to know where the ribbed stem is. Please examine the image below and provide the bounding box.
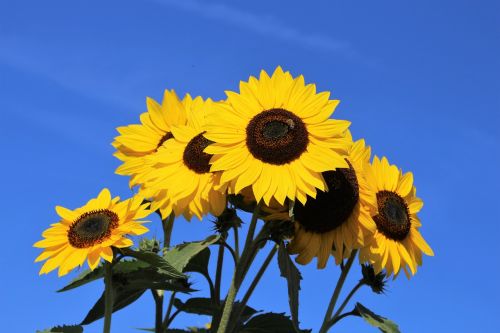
[228,245,278,331]
[319,250,357,333]
[216,275,238,333]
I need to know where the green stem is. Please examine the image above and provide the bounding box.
[214,243,225,305]
[221,241,238,265]
[162,213,175,250]
[216,274,238,333]
[319,250,357,333]
[103,261,114,333]
[233,226,240,262]
[330,282,363,325]
[162,291,177,331]
[229,245,278,331]
[165,309,181,328]
[151,290,163,333]
[330,310,358,326]
[243,204,260,250]
[203,272,216,302]
[239,245,277,308]
[217,205,262,333]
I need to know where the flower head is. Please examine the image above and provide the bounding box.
[34,189,151,276]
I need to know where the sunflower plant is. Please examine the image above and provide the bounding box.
[35,67,433,333]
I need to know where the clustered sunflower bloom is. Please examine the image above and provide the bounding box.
[36,66,434,281]
[34,188,151,276]
[34,66,435,333]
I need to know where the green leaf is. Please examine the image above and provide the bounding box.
[58,260,151,292]
[164,235,220,272]
[184,248,211,276]
[37,325,83,333]
[277,243,302,330]
[355,303,401,333]
[57,267,104,292]
[120,247,186,279]
[173,297,256,321]
[239,313,309,333]
[120,267,194,292]
[80,288,145,325]
[173,297,217,316]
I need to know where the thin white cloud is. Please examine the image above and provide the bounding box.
[0,36,141,112]
[150,0,357,56]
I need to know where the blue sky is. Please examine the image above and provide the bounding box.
[1,0,499,331]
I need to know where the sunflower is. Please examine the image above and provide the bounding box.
[204,67,352,206]
[34,189,151,277]
[139,95,226,220]
[270,139,376,269]
[359,156,434,278]
[113,89,187,187]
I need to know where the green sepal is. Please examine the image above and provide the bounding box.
[355,303,401,333]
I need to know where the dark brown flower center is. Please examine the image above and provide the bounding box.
[68,209,119,248]
[374,191,411,240]
[246,108,308,165]
[183,133,213,174]
[294,160,359,233]
[155,132,174,151]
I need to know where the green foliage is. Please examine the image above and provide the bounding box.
[184,248,211,276]
[58,260,151,293]
[239,313,310,333]
[164,235,220,272]
[37,325,83,333]
[78,259,192,325]
[355,303,401,333]
[277,243,302,330]
[81,287,145,325]
[173,297,257,321]
[57,267,105,292]
[120,247,186,279]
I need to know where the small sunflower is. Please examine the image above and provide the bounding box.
[280,139,377,269]
[204,67,352,206]
[359,156,434,278]
[140,96,226,220]
[34,189,151,277]
[113,89,187,187]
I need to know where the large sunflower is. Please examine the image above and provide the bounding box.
[204,67,352,206]
[140,96,226,221]
[113,89,187,187]
[270,139,376,269]
[34,189,151,277]
[359,156,434,278]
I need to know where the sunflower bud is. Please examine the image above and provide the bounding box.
[212,207,243,235]
[266,220,295,244]
[139,238,161,253]
[360,264,387,294]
